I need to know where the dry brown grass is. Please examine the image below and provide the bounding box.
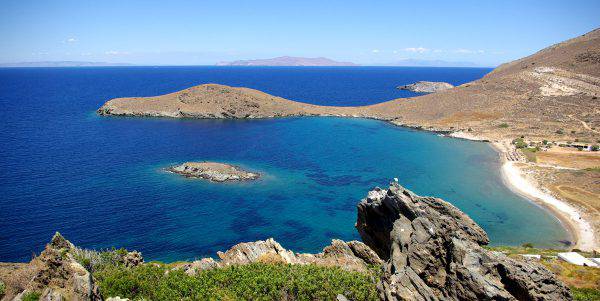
[542,259,600,289]
[438,111,500,125]
[537,148,600,169]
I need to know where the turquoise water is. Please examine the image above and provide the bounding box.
[0,67,569,262]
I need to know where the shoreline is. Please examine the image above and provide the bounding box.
[490,141,596,251]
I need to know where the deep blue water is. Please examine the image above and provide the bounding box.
[0,66,568,262]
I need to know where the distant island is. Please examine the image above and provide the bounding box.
[0,61,134,67]
[216,56,358,66]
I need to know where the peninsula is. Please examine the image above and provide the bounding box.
[98,29,600,251]
[167,162,260,182]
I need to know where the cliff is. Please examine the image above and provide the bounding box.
[357,183,572,300]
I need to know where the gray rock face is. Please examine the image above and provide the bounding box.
[397,81,454,93]
[167,161,260,182]
[182,238,382,275]
[356,182,572,301]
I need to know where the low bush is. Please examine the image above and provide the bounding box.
[95,263,379,300]
[22,291,41,301]
[571,287,600,301]
[512,138,528,149]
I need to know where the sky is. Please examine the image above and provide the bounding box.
[1,0,599,66]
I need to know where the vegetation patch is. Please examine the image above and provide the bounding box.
[572,287,600,301]
[95,262,379,300]
[520,147,539,162]
[22,291,41,301]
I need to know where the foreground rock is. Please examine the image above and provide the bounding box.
[167,161,260,182]
[397,81,454,93]
[0,233,102,301]
[179,238,382,275]
[357,182,572,300]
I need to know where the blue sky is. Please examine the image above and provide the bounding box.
[1,0,599,66]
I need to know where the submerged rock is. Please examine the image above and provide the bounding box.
[167,161,260,182]
[397,81,454,93]
[356,182,572,300]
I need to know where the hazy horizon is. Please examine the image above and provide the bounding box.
[1,0,599,66]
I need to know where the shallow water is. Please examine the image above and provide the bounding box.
[0,66,568,262]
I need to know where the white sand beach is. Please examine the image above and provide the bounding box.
[500,160,596,251]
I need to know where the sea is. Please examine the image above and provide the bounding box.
[0,66,569,262]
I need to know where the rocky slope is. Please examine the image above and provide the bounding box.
[397,81,454,93]
[356,182,572,300]
[167,162,260,182]
[177,238,382,275]
[368,29,600,142]
[0,233,103,301]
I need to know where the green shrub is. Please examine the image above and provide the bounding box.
[72,247,130,272]
[591,145,599,151]
[0,280,5,297]
[571,287,600,301]
[521,242,534,248]
[556,129,564,135]
[542,140,548,145]
[22,291,41,301]
[498,123,509,128]
[96,263,379,301]
[512,138,528,149]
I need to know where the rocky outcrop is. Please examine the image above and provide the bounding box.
[167,161,260,182]
[356,182,572,300]
[397,81,454,93]
[181,238,382,275]
[3,233,102,301]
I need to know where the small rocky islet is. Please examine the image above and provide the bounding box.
[167,161,260,182]
[397,81,454,93]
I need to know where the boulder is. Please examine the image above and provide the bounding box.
[6,232,102,301]
[356,182,572,300]
[181,238,382,275]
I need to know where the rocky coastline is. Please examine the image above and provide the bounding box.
[167,162,260,182]
[96,29,600,252]
[0,182,574,300]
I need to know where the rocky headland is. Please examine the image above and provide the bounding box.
[97,28,600,251]
[357,183,572,300]
[167,162,260,182]
[0,182,576,300]
[397,81,454,93]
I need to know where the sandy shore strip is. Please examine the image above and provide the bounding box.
[449,137,597,251]
[496,151,596,251]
